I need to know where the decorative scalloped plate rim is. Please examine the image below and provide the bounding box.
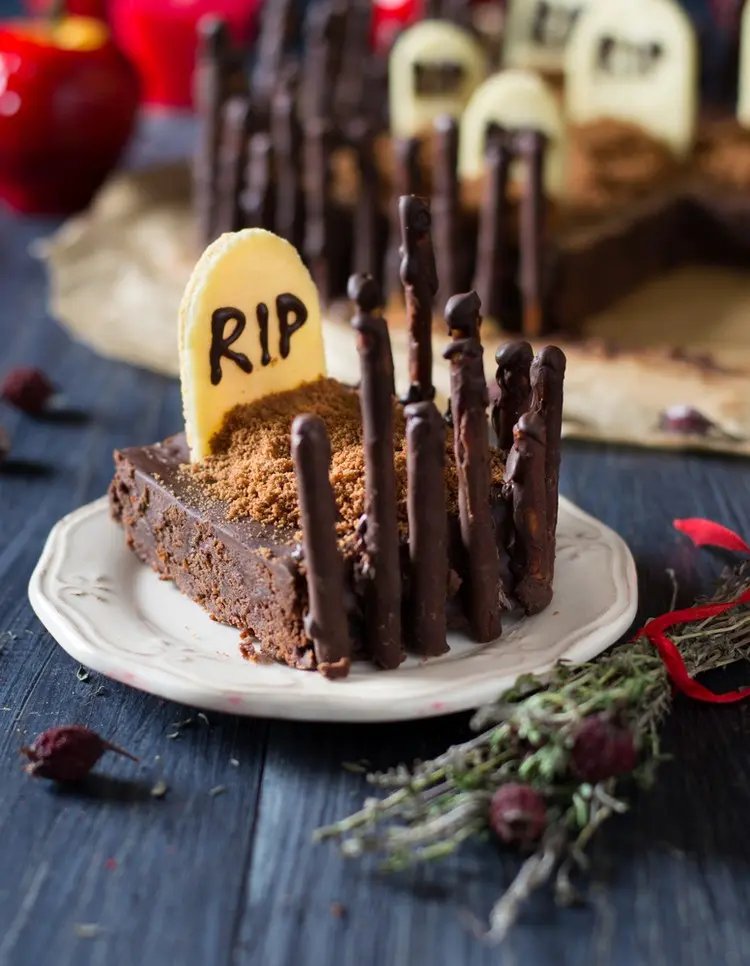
[28,496,637,722]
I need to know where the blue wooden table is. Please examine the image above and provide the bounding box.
[3,3,750,965]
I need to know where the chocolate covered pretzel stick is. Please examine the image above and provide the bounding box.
[386,138,421,298]
[491,341,533,453]
[291,415,352,679]
[504,412,552,615]
[405,401,449,657]
[241,132,274,229]
[303,119,333,301]
[432,115,460,304]
[350,274,404,669]
[444,327,502,643]
[350,118,381,291]
[399,195,438,403]
[473,125,511,322]
[271,70,303,245]
[530,345,566,567]
[250,0,297,116]
[194,17,232,247]
[217,96,252,234]
[516,129,548,339]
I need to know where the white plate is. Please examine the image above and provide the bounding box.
[28,496,637,722]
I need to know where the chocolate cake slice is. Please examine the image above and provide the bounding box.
[109,378,508,675]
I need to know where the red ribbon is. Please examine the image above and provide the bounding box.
[634,518,750,704]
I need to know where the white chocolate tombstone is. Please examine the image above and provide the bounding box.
[503,0,603,74]
[738,0,750,128]
[179,229,326,461]
[564,0,697,157]
[389,20,486,139]
[458,69,565,196]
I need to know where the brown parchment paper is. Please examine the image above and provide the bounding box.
[36,163,750,456]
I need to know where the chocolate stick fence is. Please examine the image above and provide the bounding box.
[399,195,438,402]
[351,119,382,289]
[349,273,404,669]
[405,401,449,657]
[291,414,352,678]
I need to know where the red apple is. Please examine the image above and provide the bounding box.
[110,0,260,110]
[0,16,139,215]
[24,0,109,20]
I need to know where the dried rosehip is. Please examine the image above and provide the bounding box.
[489,783,547,846]
[659,405,715,437]
[20,725,138,782]
[1,367,54,415]
[570,714,637,783]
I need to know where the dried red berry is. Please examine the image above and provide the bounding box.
[659,405,715,437]
[489,783,547,845]
[570,714,637,783]
[1,368,54,415]
[20,725,138,782]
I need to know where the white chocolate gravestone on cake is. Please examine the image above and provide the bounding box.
[502,0,604,74]
[388,20,486,139]
[179,229,326,461]
[458,69,565,196]
[564,0,697,157]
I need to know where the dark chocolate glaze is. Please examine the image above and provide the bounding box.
[473,125,511,322]
[443,336,503,642]
[350,276,404,669]
[405,401,449,657]
[210,308,253,385]
[399,195,438,404]
[504,411,553,614]
[515,129,548,338]
[530,345,566,571]
[250,0,298,115]
[492,340,534,453]
[291,415,352,677]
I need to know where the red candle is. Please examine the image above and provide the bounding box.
[110,0,260,109]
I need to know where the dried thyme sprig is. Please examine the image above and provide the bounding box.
[316,562,750,943]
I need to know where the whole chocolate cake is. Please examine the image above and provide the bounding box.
[109,195,566,678]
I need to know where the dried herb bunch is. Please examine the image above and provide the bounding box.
[316,561,750,943]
